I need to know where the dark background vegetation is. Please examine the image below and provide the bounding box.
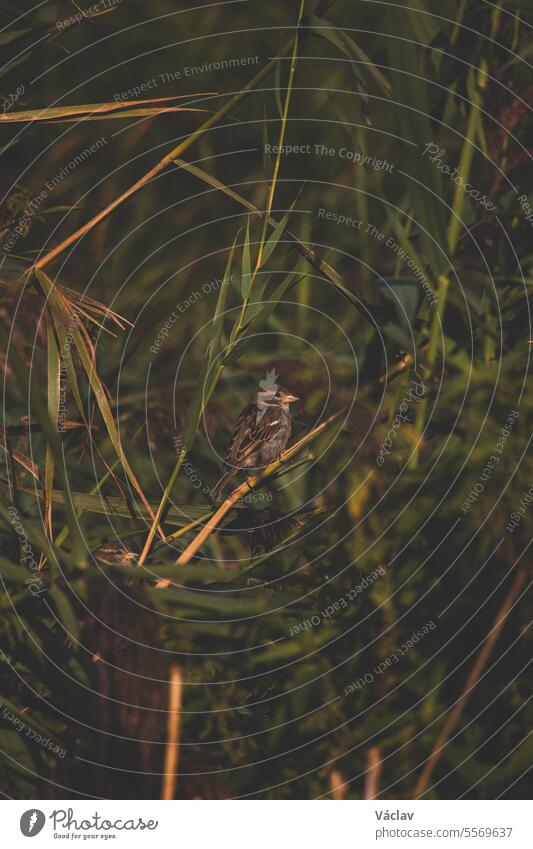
[0,0,531,799]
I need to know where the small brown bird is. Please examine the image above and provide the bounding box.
[92,542,139,567]
[212,381,299,500]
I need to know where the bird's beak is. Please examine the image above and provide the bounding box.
[283,393,299,404]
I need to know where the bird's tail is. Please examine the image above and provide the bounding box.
[211,467,238,502]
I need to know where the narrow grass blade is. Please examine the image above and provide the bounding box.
[0,324,84,562]
[241,216,252,299]
[172,158,379,326]
[254,0,306,277]
[11,484,212,524]
[44,324,60,539]
[35,270,163,538]
[306,14,392,97]
[0,96,208,123]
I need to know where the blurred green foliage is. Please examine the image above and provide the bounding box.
[0,0,531,799]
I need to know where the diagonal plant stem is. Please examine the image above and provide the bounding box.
[139,236,237,566]
[379,344,428,385]
[153,410,343,578]
[447,71,484,256]
[172,158,378,326]
[253,0,306,278]
[137,448,186,565]
[154,510,214,549]
[413,559,528,798]
[54,422,145,549]
[31,28,307,273]
[0,324,84,560]
[161,664,183,800]
[364,746,382,799]
[34,155,174,270]
[409,274,449,470]
[409,69,483,470]
[31,0,332,273]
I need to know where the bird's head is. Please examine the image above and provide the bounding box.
[257,384,299,409]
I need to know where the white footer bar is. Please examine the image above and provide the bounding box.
[5,799,528,847]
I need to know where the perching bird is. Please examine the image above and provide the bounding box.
[212,381,299,501]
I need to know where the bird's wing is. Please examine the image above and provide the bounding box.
[225,403,283,467]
